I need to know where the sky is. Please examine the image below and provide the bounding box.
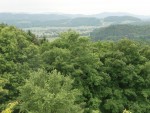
[0,0,150,15]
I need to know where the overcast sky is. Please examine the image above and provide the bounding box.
[0,0,150,15]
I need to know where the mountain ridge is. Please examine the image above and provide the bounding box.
[0,12,148,28]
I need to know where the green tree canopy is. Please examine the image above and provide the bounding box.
[19,69,83,113]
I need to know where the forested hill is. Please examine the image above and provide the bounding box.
[1,24,150,113]
[0,13,142,27]
[0,13,101,27]
[90,24,150,41]
[103,16,141,24]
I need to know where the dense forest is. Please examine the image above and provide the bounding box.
[90,24,150,41]
[0,24,150,113]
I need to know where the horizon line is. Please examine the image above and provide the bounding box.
[0,11,149,16]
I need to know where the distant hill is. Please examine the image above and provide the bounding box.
[91,12,150,20]
[0,13,102,27]
[90,24,150,41]
[103,16,141,24]
[67,17,101,26]
[91,12,133,18]
[0,13,70,21]
[0,13,70,27]
[0,13,145,28]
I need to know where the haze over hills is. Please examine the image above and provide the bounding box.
[1,12,150,38]
[0,12,147,28]
[90,12,150,19]
[104,16,141,23]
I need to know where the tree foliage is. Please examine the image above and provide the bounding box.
[0,25,150,113]
[0,24,41,111]
[19,69,83,113]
